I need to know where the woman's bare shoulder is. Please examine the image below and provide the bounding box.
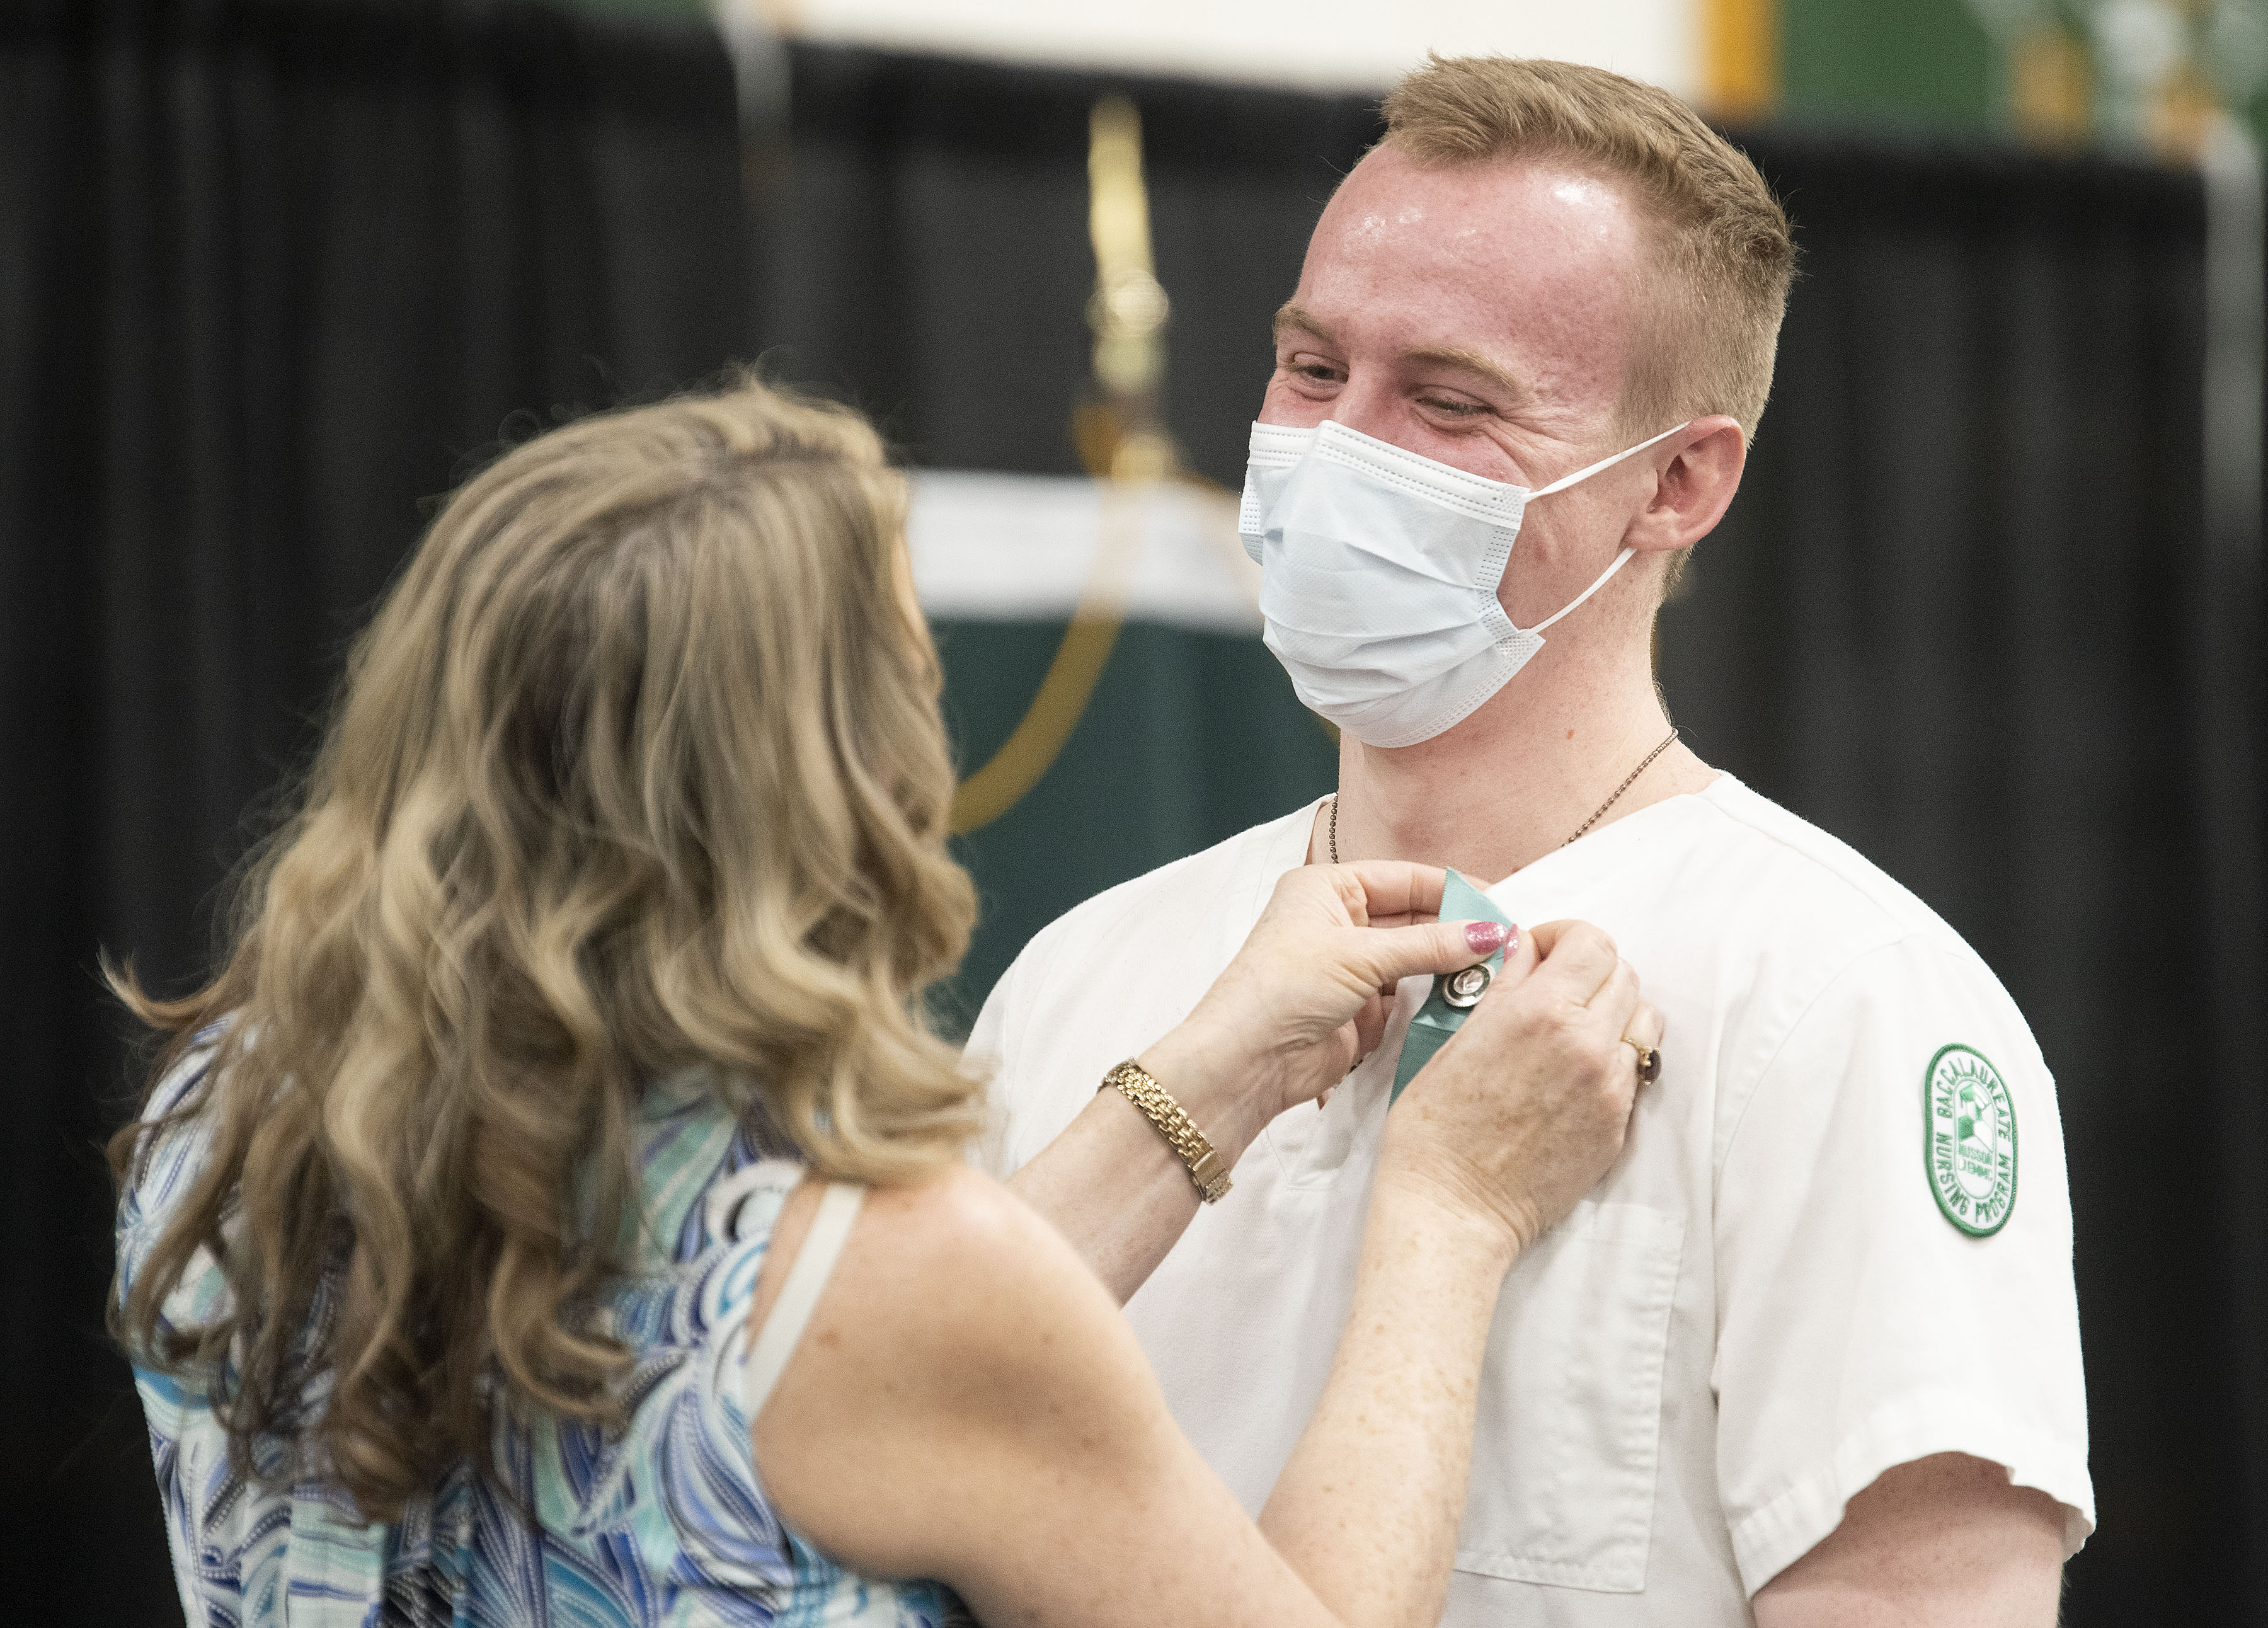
[759,1162,1109,1340]
[843,1164,1145,1399]
[753,1163,1165,1578]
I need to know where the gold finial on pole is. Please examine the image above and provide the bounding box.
[1078,96,1175,483]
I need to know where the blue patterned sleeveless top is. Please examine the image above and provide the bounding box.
[117,1042,969,1627]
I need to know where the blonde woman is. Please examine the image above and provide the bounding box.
[112,378,1659,1628]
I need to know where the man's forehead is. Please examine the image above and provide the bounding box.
[1329,142,1642,236]
[1284,147,1641,401]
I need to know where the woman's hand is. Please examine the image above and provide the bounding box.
[762,910,1667,1628]
[1138,862,1513,1156]
[1380,919,1662,1264]
[1260,924,1659,1627]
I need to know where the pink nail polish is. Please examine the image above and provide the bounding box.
[1465,920,1512,953]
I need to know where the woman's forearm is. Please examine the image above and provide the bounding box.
[1007,1089,1210,1303]
[1003,865,1499,1308]
[1257,1178,1518,1628]
[1006,1023,1267,1304]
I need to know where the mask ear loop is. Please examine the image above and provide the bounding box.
[1515,421,1692,636]
[1527,547,1639,634]
[1529,420,1692,497]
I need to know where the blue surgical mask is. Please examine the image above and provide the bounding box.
[1238,419,1687,748]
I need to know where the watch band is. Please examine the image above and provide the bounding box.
[1100,1058,1233,1203]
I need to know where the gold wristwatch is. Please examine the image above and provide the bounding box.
[1101,1058,1232,1203]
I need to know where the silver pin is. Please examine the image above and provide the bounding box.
[1442,965,1492,1009]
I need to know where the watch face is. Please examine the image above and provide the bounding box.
[1443,965,1492,1009]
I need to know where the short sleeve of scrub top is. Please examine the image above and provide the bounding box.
[966,919,1055,1180]
[1709,931,2095,1595]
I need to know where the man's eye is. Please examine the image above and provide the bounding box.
[1293,363,1343,384]
[1418,396,1487,417]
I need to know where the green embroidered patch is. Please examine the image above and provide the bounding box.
[1924,1043,2017,1237]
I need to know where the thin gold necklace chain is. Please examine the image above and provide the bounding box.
[1562,726,1681,846]
[1327,727,1680,866]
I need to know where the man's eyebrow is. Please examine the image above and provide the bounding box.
[1272,302,1336,347]
[1400,345,1532,403]
[1272,308,1531,403]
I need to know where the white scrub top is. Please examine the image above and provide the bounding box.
[968,776,2092,1625]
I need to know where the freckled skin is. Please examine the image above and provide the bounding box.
[1268,151,1638,473]
[1268,140,1750,885]
[1261,146,1676,634]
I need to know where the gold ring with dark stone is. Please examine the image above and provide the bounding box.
[1621,1038,1661,1086]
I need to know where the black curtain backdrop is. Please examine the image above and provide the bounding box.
[759,46,1383,488]
[4,10,2261,1625]
[1659,139,2267,1622]
[0,1,754,1615]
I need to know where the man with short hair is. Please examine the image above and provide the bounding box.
[974,56,2088,1625]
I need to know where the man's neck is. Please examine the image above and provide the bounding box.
[1311,626,1718,884]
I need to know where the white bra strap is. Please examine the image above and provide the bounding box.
[1530,420,1690,497]
[1527,546,1638,634]
[743,1181,864,1420]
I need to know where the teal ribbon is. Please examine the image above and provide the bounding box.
[1390,868,1513,1104]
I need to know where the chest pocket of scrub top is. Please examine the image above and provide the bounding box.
[1454,1199,1685,1593]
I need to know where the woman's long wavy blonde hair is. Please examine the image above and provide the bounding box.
[109,375,980,1522]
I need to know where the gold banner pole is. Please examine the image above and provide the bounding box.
[950,97,1174,835]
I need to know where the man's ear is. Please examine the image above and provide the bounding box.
[1624,417,1745,559]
